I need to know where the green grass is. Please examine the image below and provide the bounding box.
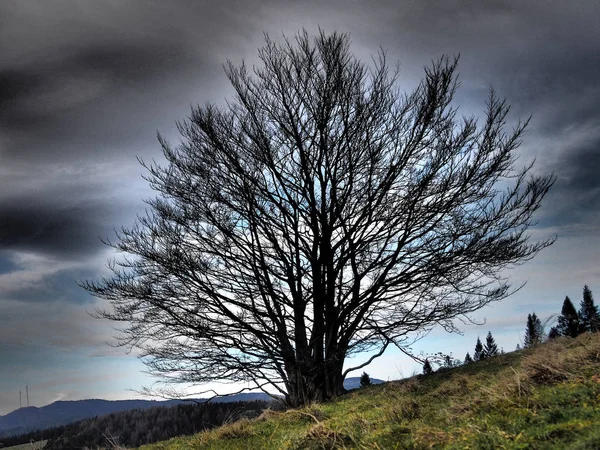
[3,440,48,450]
[139,333,600,449]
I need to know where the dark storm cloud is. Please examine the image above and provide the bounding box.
[0,201,109,258]
[0,2,223,261]
[538,137,600,232]
[561,141,600,193]
[0,0,263,272]
[72,44,183,82]
[0,0,263,168]
[0,42,191,128]
[0,40,216,165]
[0,156,146,260]
[0,68,42,104]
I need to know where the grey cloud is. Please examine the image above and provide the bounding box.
[548,140,600,226]
[0,0,260,168]
[0,68,43,105]
[0,298,114,349]
[0,42,187,118]
[560,140,600,192]
[0,44,210,164]
[0,161,147,260]
[0,202,109,258]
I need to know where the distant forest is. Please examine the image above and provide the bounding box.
[0,400,273,449]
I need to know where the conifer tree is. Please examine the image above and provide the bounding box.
[548,326,560,340]
[464,352,473,364]
[580,285,599,333]
[423,359,433,375]
[484,331,499,357]
[359,372,372,387]
[556,296,581,338]
[443,354,453,368]
[524,312,544,348]
[474,337,485,361]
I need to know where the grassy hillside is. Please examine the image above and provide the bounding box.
[3,440,47,450]
[139,333,600,449]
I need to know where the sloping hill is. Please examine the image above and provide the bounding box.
[139,333,600,449]
[0,394,272,438]
[0,400,170,437]
[0,379,378,439]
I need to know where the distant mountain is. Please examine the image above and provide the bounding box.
[343,376,385,390]
[0,379,383,438]
[0,393,271,438]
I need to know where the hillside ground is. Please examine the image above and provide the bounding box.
[3,440,47,450]
[139,333,600,449]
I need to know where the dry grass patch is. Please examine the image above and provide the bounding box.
[292,423,354,450]
[279,403,328,425]
[386,376,420,395]
[257,408,283,422]
[412,425,452,448]
[432,373,472,398]
[521,333,600,383]
[212,418,254,440]
[478,333,600,404]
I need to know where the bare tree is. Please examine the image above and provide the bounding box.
[82,30,554,407]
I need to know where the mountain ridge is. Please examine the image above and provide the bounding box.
[0,377,383,438]
[0,395,263,438]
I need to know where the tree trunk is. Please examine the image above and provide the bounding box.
[284,357,346,407]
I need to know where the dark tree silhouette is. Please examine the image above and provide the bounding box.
[359,372,372,387]
[484,331,499,357]
[423,359,433,375]
[442,354,455,368]
[524,312,544,348]
[473,337,485,361]
[579,285,599,333]
[82,30,554,407]
[547,326,560,340]
[464,352,473,364]
[556,296,581,338]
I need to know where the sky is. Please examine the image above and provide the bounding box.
[0,0,599,415]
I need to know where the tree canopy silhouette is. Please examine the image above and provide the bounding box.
[484,331,499,357]
[579,285,599,333]
[422,360,433,375]
[557,296,581,338]
[359,372,372,387]
[464,352,473,364]
[473,337,485,362]
[524,312,544,348]
[82,30,554,407]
